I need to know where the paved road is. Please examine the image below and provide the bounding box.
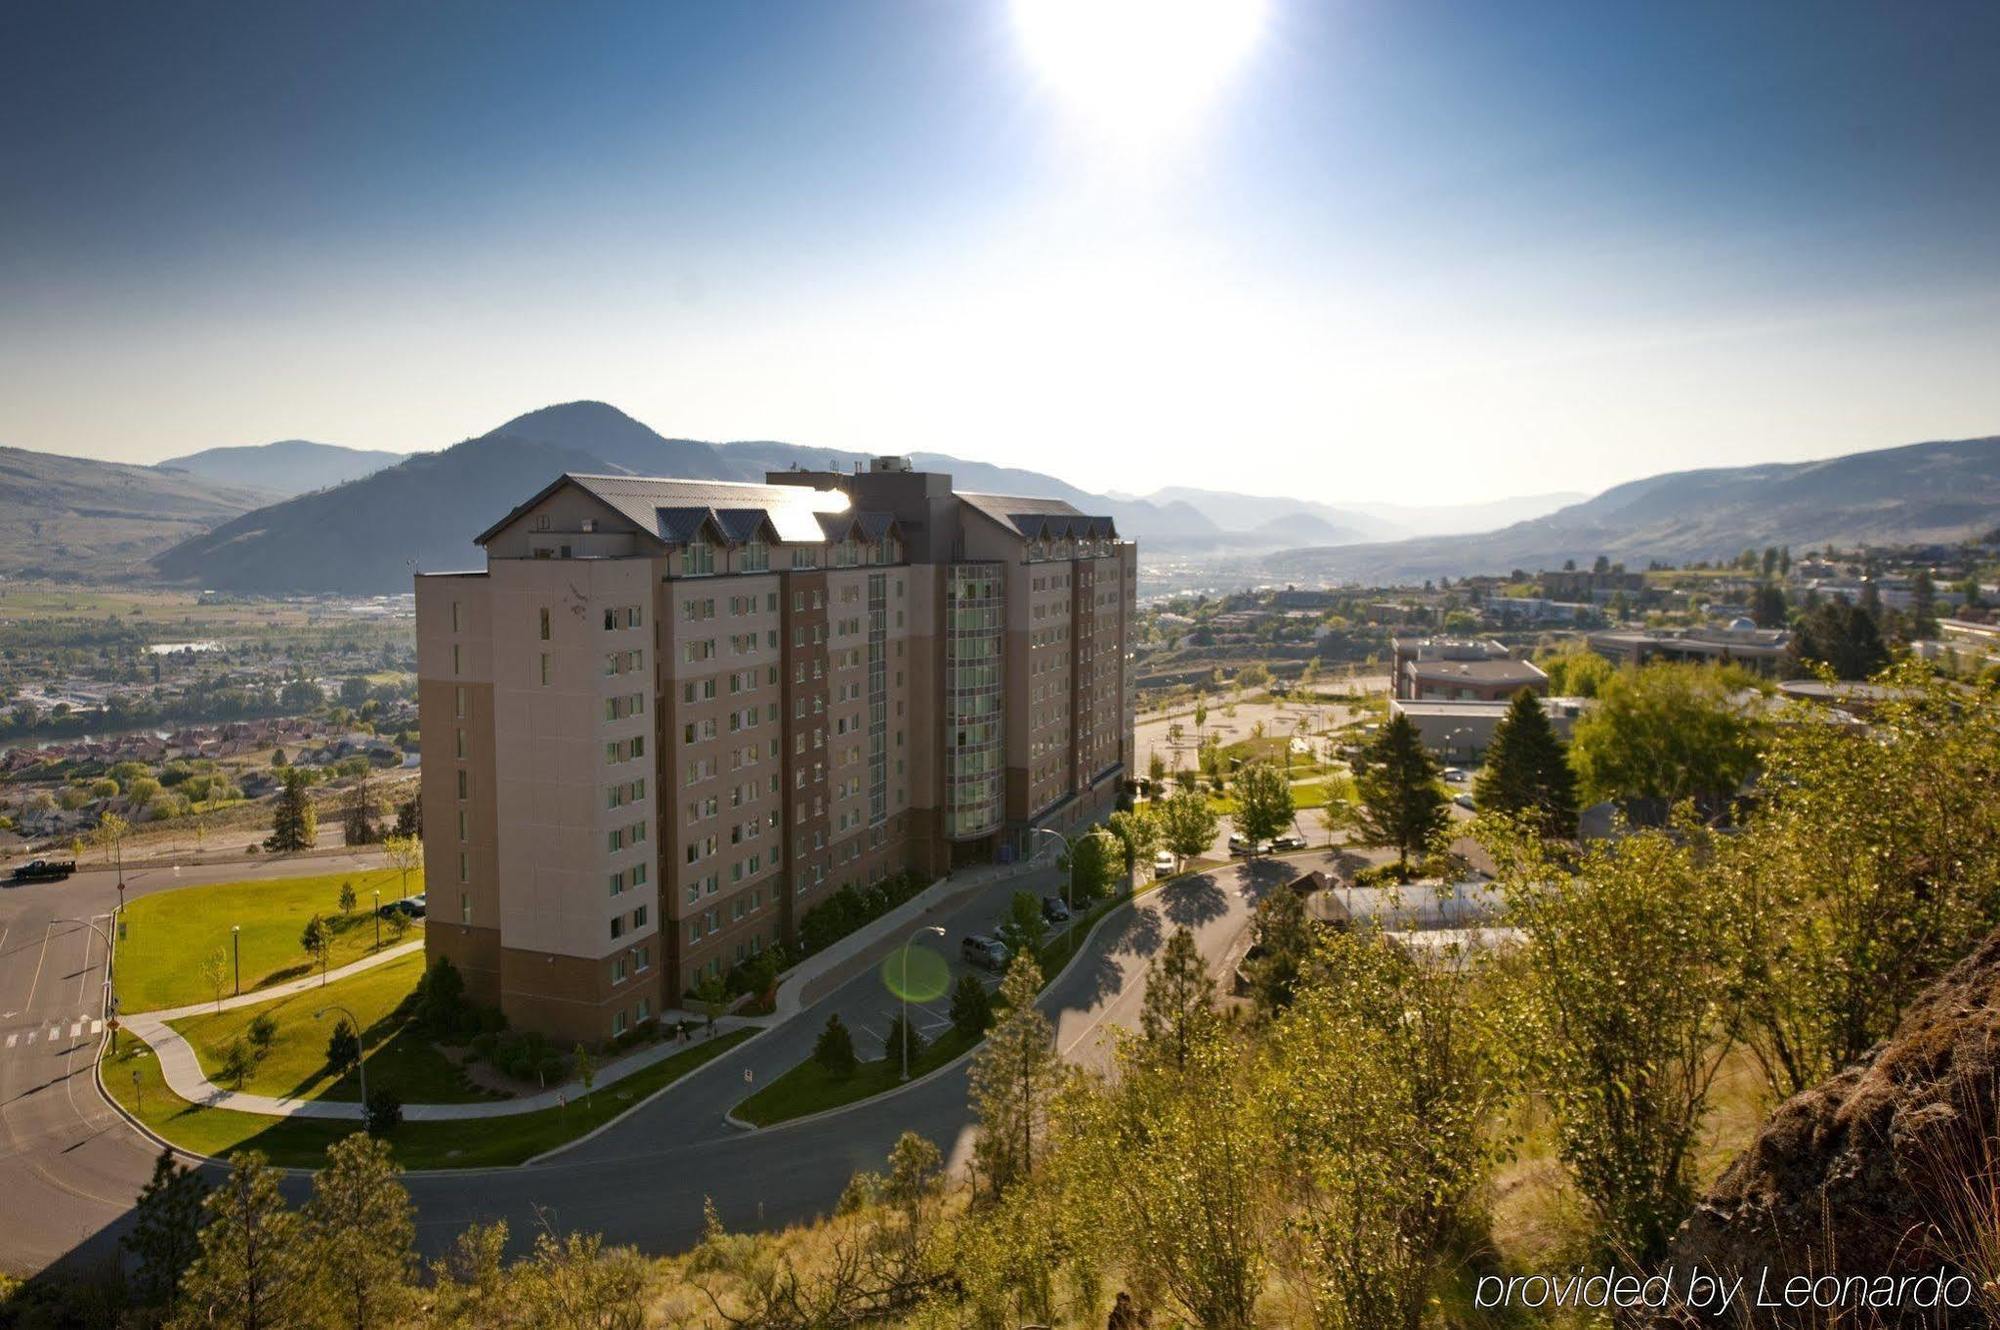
[0,846,1314,1275]
[0,852,387,1276]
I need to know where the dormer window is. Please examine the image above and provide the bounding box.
[684,536,715,577]
[835,538,859,567]
[742,540,769,573]
[791,546,820,570]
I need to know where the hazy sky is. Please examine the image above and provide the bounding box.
[3,1,1997,504]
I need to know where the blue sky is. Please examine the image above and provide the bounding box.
[2,0,1996,503]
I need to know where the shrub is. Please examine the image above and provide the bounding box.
[814,1013,858,1080]
[884,1010,925,1066]
[218,1038,254,1087]
[324,1019,360,1074]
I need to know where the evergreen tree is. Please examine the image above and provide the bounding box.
[1475,688,1579,838]
[304,1133,416,1329]
[1138,925,1218,1070]
[172,1151,312,1330]
[1245,885,1314,1018]
[1352,712,1449,874]
[126,1147,209,1308]
[1230,759,1295,855]
[301,914,332,984]
[340,775,379,848]
[265,768,316,852]
[325,1017,360,1076]
[884,1009,926,1067]
[813,1012,857,1079]
[949,972,994,1040]
[969,952,1061,1197]
[337,880,357,917]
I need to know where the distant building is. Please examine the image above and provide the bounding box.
[1586,620,1790,674]
[1539,569,1645,601]
[1390,636,1548,701]
[1390,696,1586,760]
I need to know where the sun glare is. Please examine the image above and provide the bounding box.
[1011,0,1268,142]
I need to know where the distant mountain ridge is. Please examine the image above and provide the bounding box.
[1260,433,2000,584]
[0,444,276,577]
[157,439,408,497]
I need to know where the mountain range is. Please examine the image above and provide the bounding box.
[157,439,408,496]
[1259,433,2000,584]
[0,402,1992,590]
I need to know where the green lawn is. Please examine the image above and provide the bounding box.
[168,952,489,1105]
[117,868,423,1012]
[101,1027,753,1170]
[734,1027,978,1127]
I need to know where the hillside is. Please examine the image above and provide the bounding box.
[157,440,409,496]
[0,445,276,578]
[1261,433,2000,583]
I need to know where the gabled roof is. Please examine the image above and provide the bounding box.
[957,491,1117,541]
[475,473,850,547]
[814,509,902,543]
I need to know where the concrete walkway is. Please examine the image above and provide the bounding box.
[127,938,427,1022]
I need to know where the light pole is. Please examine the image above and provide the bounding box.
[315,1004,367,1107]
[372,889,380,950]
[900,924,945,1081]
[231,925,241,996]
[1033,827,1073,946]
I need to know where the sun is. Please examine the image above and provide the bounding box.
[1011,0,1268,142]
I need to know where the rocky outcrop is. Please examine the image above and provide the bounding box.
[1658,930,2000,1326]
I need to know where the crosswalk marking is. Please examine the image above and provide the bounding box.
[3,1034,14,1048]
[91,1019,103,1035]
[69,1022,81,1038]
[1,1015,106,1053]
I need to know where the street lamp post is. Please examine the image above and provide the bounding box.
[900,924,946,1082]
[373,890,380,950]
[315,1004,367,1108]
[1033,827,1074,946]
[231,925,241,996]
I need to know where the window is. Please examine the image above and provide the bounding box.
[455,728,466,759]
[610,916,625,940]
[457,852,468,883]
[460,892,471,924]
[633,904,648,928]
[611,955,628,983]
[539,652,550,686]
[539,607,550,640]
[684,537,715,576]
[451,643,461,674]
[451,601,462,632]
[456,769,469,799]
[742,540,768,572]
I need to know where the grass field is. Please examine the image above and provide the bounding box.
[168,951,488,1105]
[118,868,423,1013]
[101,1027,754,1170]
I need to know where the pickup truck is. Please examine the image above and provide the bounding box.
[9,859,77,883]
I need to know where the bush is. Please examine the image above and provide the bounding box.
[796,870,932,956]
[219,1038,255,1087]
[724,945,789,998]
[950,972,994,1040]
[814,1013,858,1080]
[364,1087,402,1135]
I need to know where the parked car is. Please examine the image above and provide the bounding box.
[1227,836,1270,857]
[960,934,1010,970]
[1271,834,1306,852]
[378,894,427,919]
[1153,849,1178,874]
[1040,895,1071,923]
[1454,793,1477,811]
[8,858,76,884]
[1442,768,1467,784]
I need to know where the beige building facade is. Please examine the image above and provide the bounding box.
[414,460,1137,1041]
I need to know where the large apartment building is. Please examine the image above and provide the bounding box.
[413,458,1137,1040]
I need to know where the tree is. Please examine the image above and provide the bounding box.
[1146,750,1167,786]
[391,795,421,839]
[1568,663,1759,816]
[1244,884,1314,1018]
[304,1133,415,1328]
[340,774,380,848]
[1788,599,1890,679]
[126,1147,209,1308]
[884,1009,925,1066]
[1105,806,1160,878]
[996,889,1047,960]
[1911,567,1939,637]
[1735,663,2000,1098]
[247,1012,278,1054]
[1536,646,1614,698]
[1157,786,1221,868]
[220,1038,255,1088]
[200,948,229,1013]
[337,880,357,917]
[1351,712,1448,874]
[325,1018,360,1077]
[969,952,1062,1198]
[381,834,421,907]
[1064,825,1119,904]
[364,1088,403,1136]
[172,1151,312,1330]
[93,810,130,875]
[1481,815,1746,1263]
[814,1012,857,1079]
[949,972,994,1040]
[1137,926,1217,1071]
[301,914,332,985]
[1751,581,1789,628]
[1230,759,1295,855]
[696,972,729,1034]
[265,768,316,853]
[1474,688,1578,838]
[574,1045,597,1106]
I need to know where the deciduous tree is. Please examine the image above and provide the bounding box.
[1230,759,1295,855]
